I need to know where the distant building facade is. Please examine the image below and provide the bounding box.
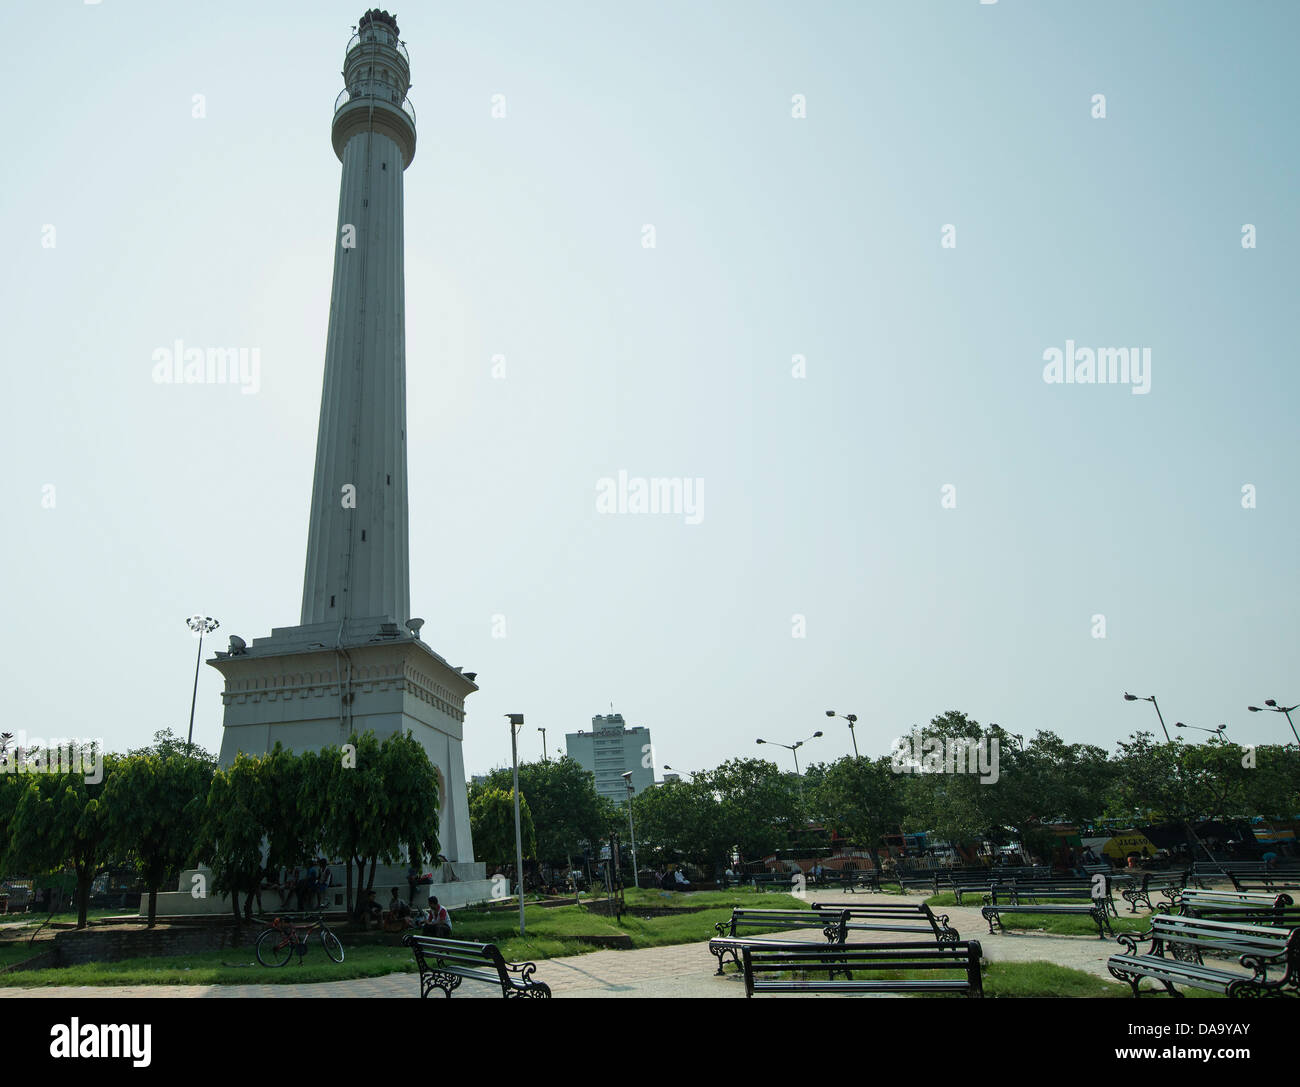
[566,714,654,804]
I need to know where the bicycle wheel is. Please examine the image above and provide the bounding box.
[320,927,345,963]
[256,926,293,967]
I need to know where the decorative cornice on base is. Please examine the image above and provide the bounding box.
[210,635,474,721]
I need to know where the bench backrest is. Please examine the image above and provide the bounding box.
[811,902,931,921]
[990,885,1104,902]
[1231,876,1300,891]
[740,940,984,995]
[1150,915,1299,960]
[727,908,848,940]
[403,934,505,981]
[1179,889,1291,910]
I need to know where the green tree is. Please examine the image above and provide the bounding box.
[304,731,443,914]
[104,747,213,926]
[981,727,1114,863]
[470,757,609,875]
[261,743,316,878]
[1242,744,1300,820]
[700,757,801,867]
[630,777,722,869]
[897,711,997,853]
[307,733,385,915]
[193,752,267,924]
[808,755,905,871]
[6,744,118,928]
[1105,732,1191,824]
[377,731,442,875]
[470,787,535,870]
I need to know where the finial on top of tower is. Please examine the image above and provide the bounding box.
[359,9,400,36]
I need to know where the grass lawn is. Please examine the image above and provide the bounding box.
[0,943,41,968]
[0,908,133,930]
[0,891,804,986]
[0,941,422,987]
[454,889,806,962]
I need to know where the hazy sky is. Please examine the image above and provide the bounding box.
[5,0,1297,779]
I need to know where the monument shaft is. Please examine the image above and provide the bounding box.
[302,11,416,627]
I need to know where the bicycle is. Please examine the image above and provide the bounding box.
[256,910,345,967]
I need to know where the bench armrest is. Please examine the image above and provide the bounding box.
[502,959,543,984]
[1116,927,1159,956]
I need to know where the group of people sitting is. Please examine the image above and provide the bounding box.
[657,866,693,892]
[353,887,453,936]
[259,859,334,913]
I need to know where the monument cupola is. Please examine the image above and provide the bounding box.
[333,8,416,168]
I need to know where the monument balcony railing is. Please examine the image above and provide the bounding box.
[345,31,409,65]
[334,84,417,126]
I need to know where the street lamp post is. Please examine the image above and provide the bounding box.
[185,616,219,754]
[537,727,547,761]
[825,711,859,758]
[1174,721,1228,741]
[756,732,823,798]
[1247,700,1300,745]
[1123,693,1171,743]
[506,713,526,935]
[621,771,639,889]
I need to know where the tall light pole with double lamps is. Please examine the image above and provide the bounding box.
[1175,722,1228,742]
[756,731,823,798]
[622,771,639,888]
[1247,700,1300,745]
[1123,693,1171,743]
[506,713,526,935]
[825,711,859,758]
[185,616,219,754]
[537,727,548,760]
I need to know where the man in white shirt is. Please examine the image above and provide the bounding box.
[425,895,452,938]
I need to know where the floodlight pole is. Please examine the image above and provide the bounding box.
[185,616,219,755]
[508,713,526,935]
[623,772,639,888]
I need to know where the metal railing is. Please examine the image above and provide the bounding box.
[334,83,416,126]
[345,31,409,65]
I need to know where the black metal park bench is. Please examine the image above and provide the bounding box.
[1107,915,1300,997]
[1228,873,1300,894]
[980,887,1114,940]
[1118,871,1188,912]
[819,869,880,893]
[752,873,802,893]
[710,908,849,975]
[739,940,985,997]
[811,900,960,943]
[987,878,1119,918]
[403,934,551,998]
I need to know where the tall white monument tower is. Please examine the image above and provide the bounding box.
[204,10,488,902]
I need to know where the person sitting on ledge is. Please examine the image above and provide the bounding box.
[424,895,452,938]
[315,860,334,910]
[673,868,693,891]
[354,889,383,927]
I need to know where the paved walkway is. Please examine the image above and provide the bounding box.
[0,890,1128,999]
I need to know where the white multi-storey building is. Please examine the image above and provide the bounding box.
[566,714,655,805]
